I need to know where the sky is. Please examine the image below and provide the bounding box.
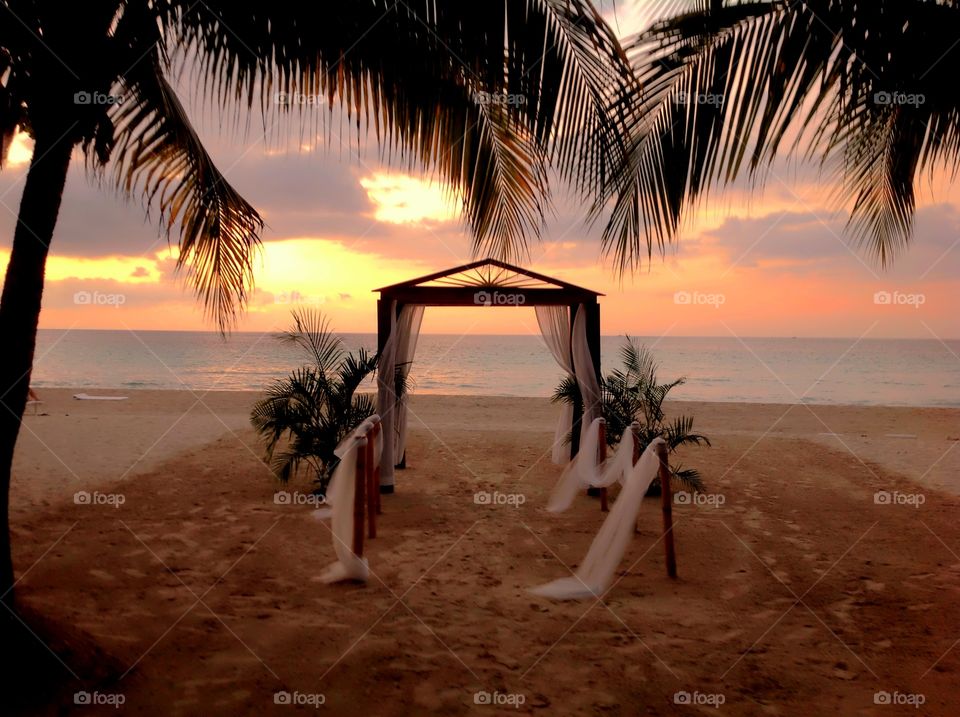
[0,2,957,341]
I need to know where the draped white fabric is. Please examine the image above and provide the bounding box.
[546,420,639,513]
[530,437,665,600]
[571,304,601,447]
[535,306,575,464]
[376,304,424,487]
[314,438,369,583]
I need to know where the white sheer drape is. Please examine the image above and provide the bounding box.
[530,437,665,600]
[376,304,424,488]
[314,438,369,583]
[571,305,601,447]
[535,306,575,464]
[546,420,639,513]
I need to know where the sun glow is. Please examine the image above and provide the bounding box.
[4,131,33,168]
[359,172,457,225]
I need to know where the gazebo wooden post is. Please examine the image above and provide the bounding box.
[366,423,378,539]
[598,420,608,512]
[633,427,641,533]
[371,422,382,516]
[655,441,677,578]
[352,437,367,558]
[568,303,583,460]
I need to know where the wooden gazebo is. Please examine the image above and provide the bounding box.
[374,259,603,460]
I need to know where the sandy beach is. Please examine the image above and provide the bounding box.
[8,389,960,715]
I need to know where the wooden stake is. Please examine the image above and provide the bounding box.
[352,437,367,558]
[371,422,382,516]
[633,428,641,534]
[366,425,377,539]
[598,421,608,512]
[655,441,677,578]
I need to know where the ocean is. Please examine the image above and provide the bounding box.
[30,329,960,407]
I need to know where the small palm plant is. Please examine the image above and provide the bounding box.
[251,309,377,494]
[554,338,710,493]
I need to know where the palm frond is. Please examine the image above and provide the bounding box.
[158,0,635,261]
[104,54,262,331]
[602,0,960,269]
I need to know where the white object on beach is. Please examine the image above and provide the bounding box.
[530,437,665,600]
[546,419,639,513]
[73,393,128,401]
[313,438,369,583]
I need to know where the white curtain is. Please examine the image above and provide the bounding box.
[571,304,601,448]
[535,306,575,464]
[314,438,370,583]
[530,437,665,600]
[376,303,424,488]
[546,420,639,513]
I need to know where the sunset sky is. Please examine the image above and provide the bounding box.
[0,2,957,341]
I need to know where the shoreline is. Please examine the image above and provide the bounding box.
[24,385,960,410]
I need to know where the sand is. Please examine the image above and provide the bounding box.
[7,390,960,715]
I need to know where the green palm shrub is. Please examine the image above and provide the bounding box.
[251,309,377,493]
[553,338,710,493]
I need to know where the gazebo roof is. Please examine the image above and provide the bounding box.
[375,258,602,306]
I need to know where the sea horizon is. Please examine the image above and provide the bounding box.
[30,329,960,408]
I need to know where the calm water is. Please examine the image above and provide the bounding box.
[30,329,960,407]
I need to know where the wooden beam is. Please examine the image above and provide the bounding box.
[367,423,378,539]
[378,286,598,307]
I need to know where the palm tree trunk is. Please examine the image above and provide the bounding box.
[0,127,74,613]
